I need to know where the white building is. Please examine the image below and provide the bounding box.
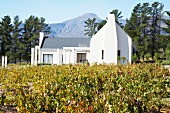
[31,14,132,65]
[31,35,91,65]
[90,14,132,64]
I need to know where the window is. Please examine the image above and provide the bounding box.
[43,54,53,64]
[102,50,104,60]
[118,50,121,57]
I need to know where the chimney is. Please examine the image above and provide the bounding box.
[107,14,116,24]
[39,32,44,47]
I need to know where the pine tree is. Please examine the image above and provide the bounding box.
[39,17,51,36]
[124,3,142,58]
[23,16,50,63]
[84,18,98,37]
[149,2,164,59]
[12,15,23,64]
[0,16,13,63]
[158,11,170,57]
[97,20,107,31]
[124,2,164,60]
[139,3,151,59]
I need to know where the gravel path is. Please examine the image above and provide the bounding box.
[0,105,17,113]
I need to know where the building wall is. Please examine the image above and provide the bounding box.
[65,51,71,64]
[90,23,105,64]
[90,14,118,65]
[116,24,132,64]
[40,49,90,65]
[86,51,90,62]
[40,49,60,64]
[103,14,118,64]
[90,14,132,65]
[64,50,90,64]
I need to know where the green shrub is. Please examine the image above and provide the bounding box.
[132,54,138,63]
[161,60,170,65]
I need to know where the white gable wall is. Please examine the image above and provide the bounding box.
[103,14,118,64]
[86,52,90,62]
[90,14,118,64]
[90,24,105,64]
[116,24,132,63]
[90,14,132,65]
[128,35,132,63]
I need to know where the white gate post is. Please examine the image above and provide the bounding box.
[5,56,7,67]
[31,48,35,65]
[2,56,4,67]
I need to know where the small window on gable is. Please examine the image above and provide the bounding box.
[102,50,104,60]
[118,50,121,57]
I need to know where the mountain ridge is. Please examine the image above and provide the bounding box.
[49,13,169,38]
[49,13,102,38]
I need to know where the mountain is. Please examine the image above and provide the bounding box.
[49,13,169,38]
[49,13,102,37]
[119,19,126,26]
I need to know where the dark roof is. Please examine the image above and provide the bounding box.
[41,37,91,49]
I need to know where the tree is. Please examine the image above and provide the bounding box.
[84,18,98,37]
[148,2,164,59]
[110,9,124,28]
[0,15,50,64]
[158,11,170,57]
[124,2,164,60]
[97,9,124,31]
[139,3,151,60]
[23,16,50,63]
[12,16,23,64]
[97,20,107,31]
[124,3,142,58]
[0,16,13,63]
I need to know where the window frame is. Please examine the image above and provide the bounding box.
[43,54,53,64]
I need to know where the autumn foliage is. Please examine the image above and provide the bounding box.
[0,63,169,112]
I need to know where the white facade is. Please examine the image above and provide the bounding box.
[90,14,132,65]
[38,47,90,65]
[31,14,132,65]
[31,39,90,65]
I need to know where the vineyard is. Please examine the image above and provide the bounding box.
[0,63,170,112]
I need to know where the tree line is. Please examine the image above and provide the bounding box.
[124,2,169,60]
[0,15,50,64]
[84,1,170,60]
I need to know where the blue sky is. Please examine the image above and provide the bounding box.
[0,0,169,24]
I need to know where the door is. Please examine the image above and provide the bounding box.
[77,53,86,63]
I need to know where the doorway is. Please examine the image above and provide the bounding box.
[77,53,86,63]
